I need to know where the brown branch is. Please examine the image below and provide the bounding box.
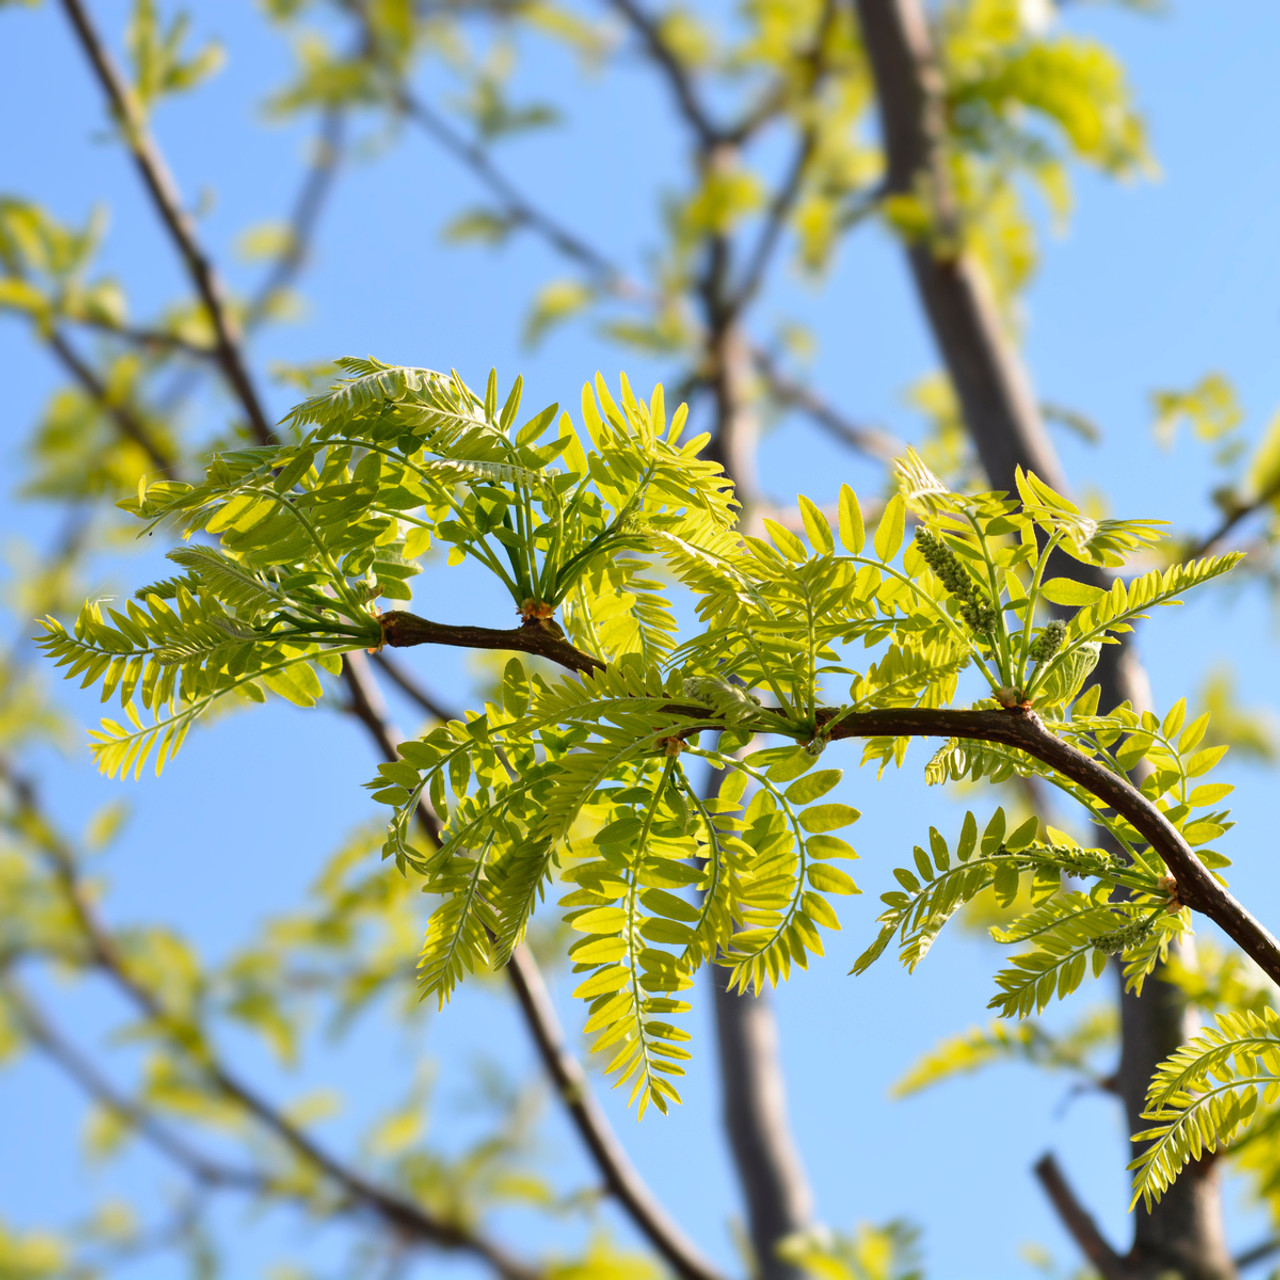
[1235,1237,1280,1272]
[371,652,458,724]
[200,1056,537,1279]
[338,1,635,294]
[504,947,727,1280]
[750,344,902,462]
[1032,1154,1128,1280]
[47,328,177,472]
[375,620,1280,987]
[62,316,217,361]
[380,610,605,675]
[815,703,1280,985]
[45,15,698,1255]
[693,115,815,1266]
[58,0,274,445]
[396,88,638,295]
[46,15,701,1266]
[854,0,1063,498]
[1188,488,1276,560]
[852,4,1232,1267]
[703,751,812,1280]
[342,652,443,846]
[731,130,817,319]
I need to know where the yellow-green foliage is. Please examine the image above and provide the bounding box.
[45,362,1245,1139]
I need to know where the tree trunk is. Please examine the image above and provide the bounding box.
[852,2,1234,1275]
[712,975,814,1280]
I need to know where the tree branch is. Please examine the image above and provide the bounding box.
[1188,483,1280,559]
[853,0,1063,498]
[703,752,812,1280]
[817,703,1280,985]
[851,3,1234,1271]
[246,107,347,328]
[605,0,721,148]
[47,328,177,473]
[1033,1154,1128,1280]
[505,947,728,1280]
[750,344,903,461]
[342,653,443,845]
[60,317,217,361]
[395,88,638,295]
[1,974,264,1194]
[58,0,274,444]
[44,17,701,1257]
[370,622,1280,990]
[380,610,605,675]
[1234,1237,1280,1272]
[729,0,837,319]
[371,652,458,724]
[691,105,816,1264]
[44,15,710,1269]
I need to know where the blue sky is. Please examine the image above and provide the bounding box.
[3,1,1280,1277]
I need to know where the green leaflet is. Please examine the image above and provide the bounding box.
[1130,1008,1280,1209]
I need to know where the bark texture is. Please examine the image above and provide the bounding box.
[852,1,1234,1274]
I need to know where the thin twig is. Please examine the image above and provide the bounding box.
[157,105,351,414]
[63,316,217,360]
[605,0,720,148]
[246,107,347,328]
[48,13,709,1256]
[505,948,727,1280]
[1235,1237,1280,1272]
[341,0,641,298]
[729,0,837,318]
[58,0,274,444]
[372,651,458,723]
[750,344,902,461]
[47,328,177,472]
[397,88,636,294]
[1,975,264,1192]
[1188,488,1278,560]
[1032,1154,1128,1280]
[342,652,443,845]
[9,774,534,1279]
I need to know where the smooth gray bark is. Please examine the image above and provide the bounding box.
[712,976,814,1280]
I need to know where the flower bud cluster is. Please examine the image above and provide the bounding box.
[1046,843,1126,878]
[1027,619,1067,667]
[1092,916,1153,956]
[682,676,763,726]
[913,528,1000,635]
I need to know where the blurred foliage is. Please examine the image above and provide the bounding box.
[3,0,1280,1275]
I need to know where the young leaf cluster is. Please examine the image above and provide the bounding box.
[44,362,1249,1157]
